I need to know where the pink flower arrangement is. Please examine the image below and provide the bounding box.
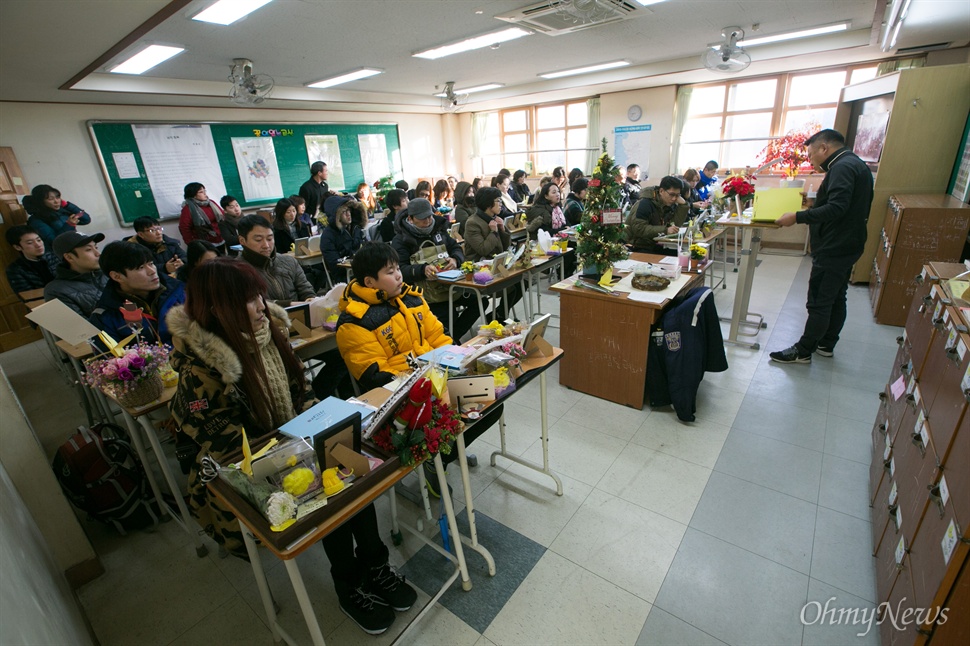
[84,342,170,396]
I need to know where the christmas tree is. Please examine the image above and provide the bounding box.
[575,139,629,273]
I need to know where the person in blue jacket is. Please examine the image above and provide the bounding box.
[90,241,185,348]
[320,195,363,279]
[694,161,719,202]
[22,184,92,247]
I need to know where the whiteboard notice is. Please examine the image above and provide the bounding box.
[357,133,390,183]
[614,125,652,176]
[132,125,227,217]
[231,137,284,202]
[305,134,345,191]
[112,152,140,179]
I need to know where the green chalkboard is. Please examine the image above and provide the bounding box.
[88,121,402,225]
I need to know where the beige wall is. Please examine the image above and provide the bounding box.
[595,86,678,184]
[0,368,98,578]
[0,102,449,241]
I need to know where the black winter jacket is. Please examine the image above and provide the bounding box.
[795,147,873,263]
[390,216,464,286]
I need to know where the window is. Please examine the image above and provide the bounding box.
[478,100,589,175]
[677,64,879,171]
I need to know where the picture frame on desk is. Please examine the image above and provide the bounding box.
[313,412,363,471]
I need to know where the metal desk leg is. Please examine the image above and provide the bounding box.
[433,453,472,591]
[116,409,170,524]
[128,410,208,556]
[284,558,327,646]
[241,523,296,646]
[725,227,766,350]
[455,434,495,576]
[65,355,97,427]
[489,371,564,495]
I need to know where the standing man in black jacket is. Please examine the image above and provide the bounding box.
[298,161,333,222]
[770,129,873,364]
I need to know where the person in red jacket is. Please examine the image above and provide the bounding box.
[178,182,225,248]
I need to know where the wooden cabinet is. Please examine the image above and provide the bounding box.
[870,263,970,645]
[869,195,970,326]
[834,64,970,285]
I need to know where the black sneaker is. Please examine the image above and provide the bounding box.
[338,586,395,635]
[365,563,418,611]
[815,346,834,357]
[769,345,812,364]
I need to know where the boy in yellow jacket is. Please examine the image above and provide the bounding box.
[336,242,452,391]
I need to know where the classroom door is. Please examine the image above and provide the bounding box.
[0,147,42,352]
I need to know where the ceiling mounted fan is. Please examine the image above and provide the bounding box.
[228,58,274,105]
[702,27,751,73]
[438,81,467,113]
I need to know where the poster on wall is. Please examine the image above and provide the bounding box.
[305,134,345,190]
[853,112,891,163]
[131,124,227,217]
[230,137,284,202]
[614,125,652,176]
[357,133,390,183]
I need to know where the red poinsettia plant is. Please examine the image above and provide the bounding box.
[720,173,756,199]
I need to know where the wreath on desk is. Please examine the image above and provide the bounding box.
[370,377,464,467]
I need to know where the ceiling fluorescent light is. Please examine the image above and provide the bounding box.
[110,45,184,75]
[434,83,504,97]
[737,23,849,47]
[307,68,383,89]
[631,0,669,5]
[193,0,274,25]
[539,60,629,79]
[413,28,531,60]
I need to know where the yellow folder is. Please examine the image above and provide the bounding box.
[751,188,803,222]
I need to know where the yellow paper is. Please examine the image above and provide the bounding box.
[240,427,253,476]
[948,279,970,301]
[98,330,136,357]
[429,366,448,398]
[598,267,614,291]
[251,437,278,461]
[751,188,803,222]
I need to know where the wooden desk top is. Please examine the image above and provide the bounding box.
[550,253,706,308]
[56,339,94,360]
[18,288,44,302]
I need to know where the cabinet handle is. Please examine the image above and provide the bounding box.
[933,317,945,330]
[900,361,912,375]
[945,347,959,363]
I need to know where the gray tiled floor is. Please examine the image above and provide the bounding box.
[3,253,894,645]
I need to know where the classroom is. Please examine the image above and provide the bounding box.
[1,1,970,645]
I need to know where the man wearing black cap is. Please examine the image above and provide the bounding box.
[43,230,107,317]
[391,198,479,340]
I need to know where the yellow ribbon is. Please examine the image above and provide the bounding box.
[598,267,614,291]
[98,331,136,358]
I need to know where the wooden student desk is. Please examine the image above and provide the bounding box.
[550,253,706,409]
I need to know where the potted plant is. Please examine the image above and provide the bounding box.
[575,139,629,277]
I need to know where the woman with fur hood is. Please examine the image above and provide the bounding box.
[167,257,415,635]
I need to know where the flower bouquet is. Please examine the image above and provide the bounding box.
[370,378,464,467]
[720,173,756,218]
[84,342,170,408]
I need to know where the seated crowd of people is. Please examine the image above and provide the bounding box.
[7,158,718,636]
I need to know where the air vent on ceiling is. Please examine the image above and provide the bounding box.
[496,0,642,36]
[895,42,952,55]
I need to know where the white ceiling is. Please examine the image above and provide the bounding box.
[1,0,968,113]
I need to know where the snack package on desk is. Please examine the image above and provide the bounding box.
[309,283,346,330]
[476,351,517,397]
[255,438,329,519]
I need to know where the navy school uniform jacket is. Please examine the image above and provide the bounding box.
[646,287,728,422]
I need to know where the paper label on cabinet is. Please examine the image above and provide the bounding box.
[958,338,967,362]
[939,475,950,508]
[961,364,970,392]
[946,327,958,350]
[890,457,896,479]
[934,301,943,320]
[889,481,898,506]
[895,535,906,565]
[919,423,929,450]
[921,268,928,282]
[884,438,892,461]
[941,519,958,565]
[891,375,906,400]
[906,376,916,396]
[944,308,952,324]
[915,410,925,433]
[895,506,902,531]
[913,385,921,407]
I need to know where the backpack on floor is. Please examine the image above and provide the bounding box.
[51,423,162,535]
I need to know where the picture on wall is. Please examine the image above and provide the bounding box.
[357,133,390,184]
[231,137,284,202]
[305,134,345,190]
[853,112,891,163]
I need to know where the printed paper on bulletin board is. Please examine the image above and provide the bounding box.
[305,134,345,190]
[231,137,284,202]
